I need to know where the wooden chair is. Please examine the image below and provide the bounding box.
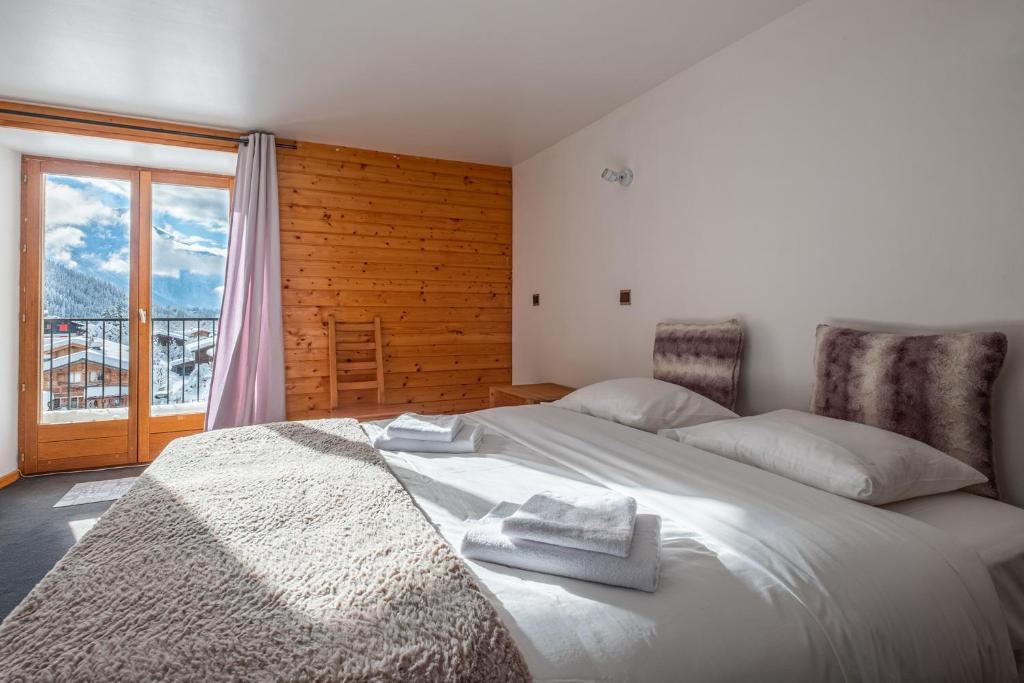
[326,315,385,409]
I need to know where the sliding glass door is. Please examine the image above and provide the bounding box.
[20,159,231,473]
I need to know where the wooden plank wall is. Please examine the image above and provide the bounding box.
[0,101,512,425]
[277,142,512,420]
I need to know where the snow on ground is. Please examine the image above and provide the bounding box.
[42,323,216,420]
[41,407,129,424]
[151,401,206,416]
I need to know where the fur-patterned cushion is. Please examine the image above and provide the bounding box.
[653,319,744,411]
[811,324,1007,498]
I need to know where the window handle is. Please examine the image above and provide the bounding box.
[138,308,147,324]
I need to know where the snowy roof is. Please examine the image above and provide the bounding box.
[44,337,128,356]
[43,336,87,351]
[44,349,130,372]
[184,337,216,354]
[170,354,215,368]
[154,331,187,341]
[155,329,214,344]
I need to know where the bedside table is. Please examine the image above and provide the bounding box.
[489,383,575,408]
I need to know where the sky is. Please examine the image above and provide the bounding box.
[43,173,230,315]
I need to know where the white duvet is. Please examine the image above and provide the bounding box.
[372,405,1016,682]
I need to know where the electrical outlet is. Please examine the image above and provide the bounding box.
[532,293,540,306]
[619,289,631,305]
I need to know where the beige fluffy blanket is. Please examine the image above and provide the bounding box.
[0,419,530,682]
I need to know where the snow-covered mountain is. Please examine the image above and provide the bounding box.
[42,175,227,320]
[44,259,221,319]
[44,259,129,319]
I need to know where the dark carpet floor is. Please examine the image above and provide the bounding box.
[0,465,146,621]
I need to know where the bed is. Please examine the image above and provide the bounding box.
[885,491,1024,665]
[377,404,1018,681]
[0,404,1018,680]
[1,320,1018,681]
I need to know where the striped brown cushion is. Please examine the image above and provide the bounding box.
[653,319,744,411]
[811,324,1007,498]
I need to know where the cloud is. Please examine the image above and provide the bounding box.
[213,285,224,298]
[78,177,130,198]
[152,224,226,278]
[100,247,130,275]
[45,226,86,267]
[45,179,127,228]
[158,224,219,247]
[42,178,228,283]
[152,184,229,232]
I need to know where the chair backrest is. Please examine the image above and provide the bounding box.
[326,315,385,409]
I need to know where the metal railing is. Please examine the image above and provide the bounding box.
[42,317,218,412]
[43,317,128,411]
[152,317,218,406]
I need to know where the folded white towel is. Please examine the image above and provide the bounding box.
[386,413,464,442]
[462,502,661,592]
[364,422,482,453]
[501,489,638,557]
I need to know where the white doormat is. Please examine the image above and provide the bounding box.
[53,477,139,508]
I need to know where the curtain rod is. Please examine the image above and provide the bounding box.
[0,108,298,150]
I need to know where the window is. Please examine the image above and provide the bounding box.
[23,157,231,472]
[149,181,229,414]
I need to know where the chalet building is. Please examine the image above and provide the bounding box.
[171,334,216,375]
[42,319,85,336]
[152,330,187,348]
[43,335,87,360]
[42,338,129,410]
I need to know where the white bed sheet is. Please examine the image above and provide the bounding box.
[370,405,1016,682]
[886,492,1024,664]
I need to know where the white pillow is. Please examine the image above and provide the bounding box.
[550,378,737,433]
[659,409,986,505]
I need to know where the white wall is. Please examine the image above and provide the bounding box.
[513,0,1024,504]
[0,145,20,476]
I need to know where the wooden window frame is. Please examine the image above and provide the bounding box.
[139,170,232,462]
[18,155,232,473]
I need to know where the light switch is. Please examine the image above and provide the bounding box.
[619,289,631,305]
[532,293,540,306]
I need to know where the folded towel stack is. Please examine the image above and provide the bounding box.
[365,413,482,453]
[503,489,639,557]
[461,490,662,592]
[387,412,463,441]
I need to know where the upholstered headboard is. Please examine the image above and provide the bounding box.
[653,319,744,411]
[811,324,1008,498]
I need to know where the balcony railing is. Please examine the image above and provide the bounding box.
[43,317,129,411]
[42,317,218,413]
[152,317,219,406]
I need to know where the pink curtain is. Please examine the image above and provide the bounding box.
[205,133,286,430]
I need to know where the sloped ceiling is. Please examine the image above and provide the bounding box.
[0,0,806,164]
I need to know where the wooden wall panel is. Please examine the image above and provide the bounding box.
[278,141,512,420]
[1,100,511,428]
